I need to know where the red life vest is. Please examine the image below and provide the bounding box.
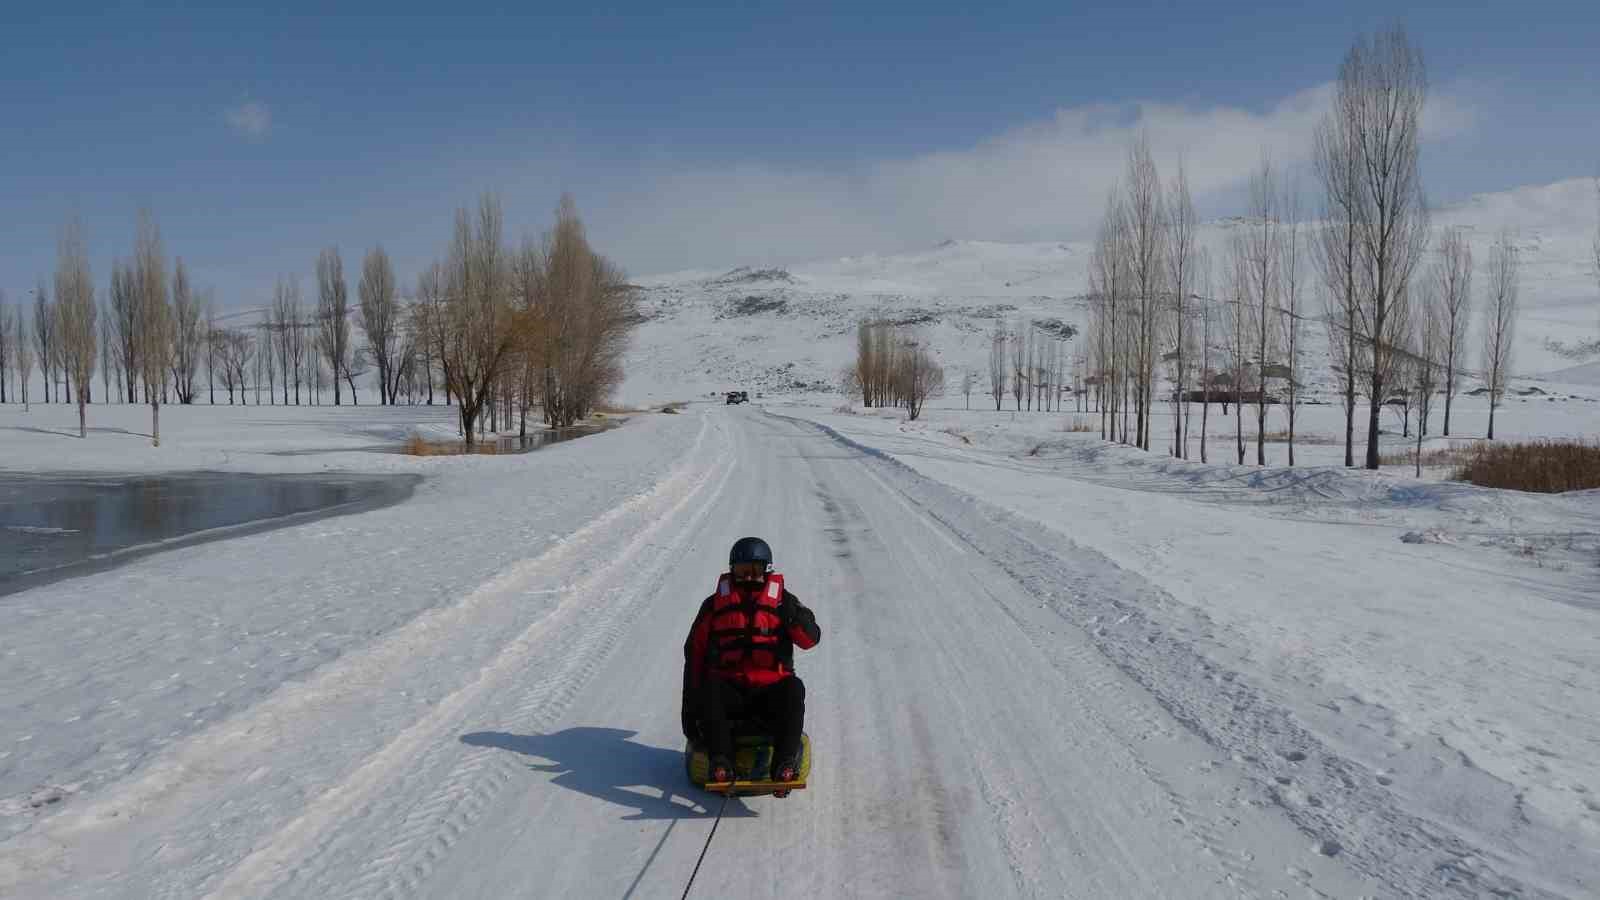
[707,572,788,677]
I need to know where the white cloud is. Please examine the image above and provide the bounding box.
[595,83,1479,274]
[224,100,272,139]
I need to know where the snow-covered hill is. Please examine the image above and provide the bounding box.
[619,178,1600,406]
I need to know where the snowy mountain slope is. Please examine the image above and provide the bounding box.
[619,178,1600,406]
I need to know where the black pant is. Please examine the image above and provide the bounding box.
[699,676,805,768]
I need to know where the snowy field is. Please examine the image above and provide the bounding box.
[779,395,1600,879]
[0,395,1596,898]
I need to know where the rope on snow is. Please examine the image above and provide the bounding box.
[680,791,731,900]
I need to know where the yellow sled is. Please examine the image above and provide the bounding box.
[685,732,811,797]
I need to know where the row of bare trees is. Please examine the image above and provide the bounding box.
[1,196,636,447]
[410,194,636,442]
[0,214,179,440]
[845,321,945,420]
[1074,26,1528,472]
[1085,137,1212,457]
[982,319,1070,413]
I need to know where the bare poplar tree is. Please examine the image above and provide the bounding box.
[1345,26,1430,469]
[270,278,300,404]
[17,308,34,410]
[961,370,973,409]
[134,210,172,446]
[522,195,635,426]
[409,299,437,405]
[359,245,401,404]
[853,320,876,406]
[1009,326,1025,411]
[32,284,54,403]
[1226,232,1251,464]
[1482,230,1520,440]
[1246,158,1280,466]
[1413,283,1445,475]
[205,300,217,404]
[1126,136,1166,450]
[259,311,276,404]
[416,263,451,411]
[109,263,140,403]
[1314,66,1365,468]
[988,319,1006,411]
[1090,193,1131,443]
[55,219,98,437]
[1165,161,1196,457]
[316,248,352,405]
[100,301,116,398]
[169,258,203,404]
[1434,227,1473,436]
[1280,186,1305,466]
[441,195,516,442]
[900,334,944,421]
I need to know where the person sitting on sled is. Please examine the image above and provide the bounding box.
[682,537,821,786]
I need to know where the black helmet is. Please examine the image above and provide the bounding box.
[729,536,773,568]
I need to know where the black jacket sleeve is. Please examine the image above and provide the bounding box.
[682,597,713,742]
[780,590,821,647]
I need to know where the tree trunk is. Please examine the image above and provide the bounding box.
[1365,396,1381,469]
[151,401,160,448]
[1256,396,1267,466]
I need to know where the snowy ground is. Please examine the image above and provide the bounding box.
[776,394,1600,892]
[1,396,1596,898]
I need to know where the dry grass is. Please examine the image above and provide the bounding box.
[1452,439,1600,493]
[1061,416,1097,433]
[1379,445,1479,469]
[1260,430,1340,445]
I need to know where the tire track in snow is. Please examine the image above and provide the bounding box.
[204,414,735,900]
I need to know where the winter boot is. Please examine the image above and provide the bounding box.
[770,753,801,797]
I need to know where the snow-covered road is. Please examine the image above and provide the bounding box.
[3,405,1586,898]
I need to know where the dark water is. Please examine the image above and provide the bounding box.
[403,423,613,456]
[0,472,418,596]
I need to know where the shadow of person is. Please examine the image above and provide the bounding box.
[460,727,755,821]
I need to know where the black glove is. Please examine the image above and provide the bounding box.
[780,593,819,641]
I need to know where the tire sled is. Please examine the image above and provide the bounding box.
[685,731,811,797]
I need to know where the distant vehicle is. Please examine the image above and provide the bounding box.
[725,391,749,405]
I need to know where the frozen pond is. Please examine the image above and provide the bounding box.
[0,471,419,596]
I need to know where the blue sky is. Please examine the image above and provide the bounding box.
[1,1,1597,309]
